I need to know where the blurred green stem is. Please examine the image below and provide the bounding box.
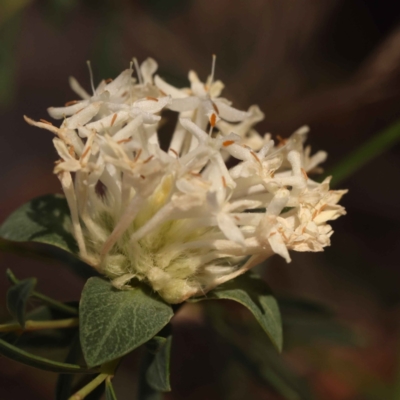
[325,119,400,186]
[69,372,109,400]
[0,318,79,332]
[68,358,120,400]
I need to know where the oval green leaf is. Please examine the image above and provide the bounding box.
[80,277,174,367]
[0,194,77,253]
[193,272,283,352]
[6,277,36,328]
[146,335,172,392]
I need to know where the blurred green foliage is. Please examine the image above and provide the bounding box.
[326,119,400,186]
[0,12,21,107]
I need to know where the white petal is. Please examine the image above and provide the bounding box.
[87,158,105,186]
[23,115,60,136]
[113,115,143,142]
[154,75,187,98]
[65,129,84,155]
[69,76,90,99]
[135,112,161,124]
[55,160,81,173]
[306,150,327,172]
[169,96,200,112]
[140,58,158,84]
[217,213,246,245]
[58,171,87,257]
[105,69,132,94]
[85,111,129,132]
[47,101,89,119]
[133,95,171,113]
[269,233,291,262]
[179,118,208,143]
[209,80,224,97]
[53,138,74,161]
[62,102,102,129]
[267,189,290,216]
[225,143,252,161]
[214,100,250,122]
[189,71,207,96]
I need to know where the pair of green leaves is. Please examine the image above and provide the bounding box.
[79,272,282,368]
[0,194,283,387]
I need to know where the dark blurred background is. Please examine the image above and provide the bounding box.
[1,1,400,399]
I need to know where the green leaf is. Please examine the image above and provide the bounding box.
[208,306,313,400]
[6,277,36,328]
[0,197,100,280]
[55,333,83,400]
[6,269,78,316]
[283,317,359,348]
[277,296,333,318]
[105,379,118,400]
[193,272,283,352]
[0,194,78,253]
[278,297,359,348]
[0,337,97,374]
[138,350,163,400]
[146,335,172,392]
[146,335,168,355]
[232,338,313,400]
[80,277,174,367]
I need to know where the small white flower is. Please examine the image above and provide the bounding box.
[26,57,347,303]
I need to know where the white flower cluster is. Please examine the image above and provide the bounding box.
[26,57,347,303]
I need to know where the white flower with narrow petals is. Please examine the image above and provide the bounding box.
[26,57,347,304]
[155,56,249,134]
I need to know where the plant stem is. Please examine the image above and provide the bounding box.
[68,373,108,400]
[31,291,79,316]
[69,358,121,400]
[0,318,79,332]
[6,269,78,316]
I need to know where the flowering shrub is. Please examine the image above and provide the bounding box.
[0,57,347,398]
[25,57,346,304]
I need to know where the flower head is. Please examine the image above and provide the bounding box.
[26,57,347,303]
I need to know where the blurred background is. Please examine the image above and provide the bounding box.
[1,0,400,399]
